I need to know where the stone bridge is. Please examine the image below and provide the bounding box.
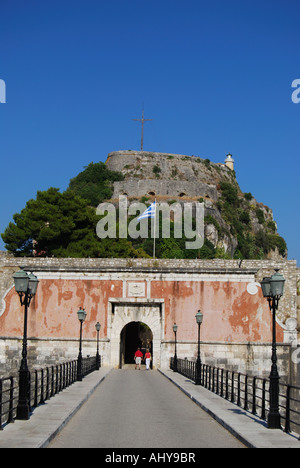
[1,366,300,449]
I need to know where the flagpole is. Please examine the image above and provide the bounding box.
[153,198,157,259]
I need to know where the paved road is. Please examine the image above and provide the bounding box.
[48,369,245,448]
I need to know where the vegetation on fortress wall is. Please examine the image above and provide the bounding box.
[216,181,286,259]
[1,161,287,259]
[68,162,124,206]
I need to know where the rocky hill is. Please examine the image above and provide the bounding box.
[105,150,287,260]
[1,149,287,260]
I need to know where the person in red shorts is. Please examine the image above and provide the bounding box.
[134,348,143,370]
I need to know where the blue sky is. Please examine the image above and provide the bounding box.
[0,0,299,264]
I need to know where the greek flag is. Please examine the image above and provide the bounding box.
[137,201,156,221]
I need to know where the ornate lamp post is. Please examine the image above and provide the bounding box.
[260,269,285,429]
[172,323,178,372]
[77,308,87,381]
[195,310,203,386]
[13,267,39,420]
[95,322,101,370]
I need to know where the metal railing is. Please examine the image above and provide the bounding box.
[170,357,300,438]
[82,356,99,376]
[0,356,100,430]
[29,360,78,411]
[0,377,17,430]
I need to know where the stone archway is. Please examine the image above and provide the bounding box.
[108,299,164,369]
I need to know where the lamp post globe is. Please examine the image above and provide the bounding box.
[13,268,29,294]
[261,277,272,298]
[28,273,39,296]
[77,307,87,323]
[195,310,203,325]
[270,269,285,298]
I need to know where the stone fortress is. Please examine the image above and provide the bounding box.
[0,150,299,386]
[105,150,281,259]
[106,150,235,201]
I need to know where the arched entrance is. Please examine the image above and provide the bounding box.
[120,322,153,368]
[108,298,164,369]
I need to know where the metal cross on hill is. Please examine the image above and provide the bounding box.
[132,109,152,151]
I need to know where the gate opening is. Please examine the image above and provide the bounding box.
[120,321,153,368]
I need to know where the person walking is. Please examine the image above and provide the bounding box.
[145,349,151,370]
[134,348,143,370]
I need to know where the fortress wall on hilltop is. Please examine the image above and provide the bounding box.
[106,150,232,201]
[111,178,218,200]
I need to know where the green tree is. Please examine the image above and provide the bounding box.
[68,162,124,207]
[268,234,287,256]
[158,238,185,259]
[219,181,239,206]
[1,188,102,257]
[244,192,253,201]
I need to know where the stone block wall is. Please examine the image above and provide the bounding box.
[161,340,294,382]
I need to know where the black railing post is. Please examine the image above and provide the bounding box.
[55,365,59,394]
[34,370,38,408]
[45,367,50,401]
[220,368,224,398]
[51,366,55,398]
[284,385,291,434]
[261,378,266,420]
[225,370,229,400]
[252,377,257,415]
[59,364,63,391]
[237,373,241,407]
[40,368,45,404]
[7,377,15,425]
[244,375,248,411]
[0,379,3,431]
[231,372,235,403]
[216,368,219,395]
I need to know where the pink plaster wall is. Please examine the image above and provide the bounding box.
[1,278,283,343]
[1,279,123,340]
[151,280,283,343]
